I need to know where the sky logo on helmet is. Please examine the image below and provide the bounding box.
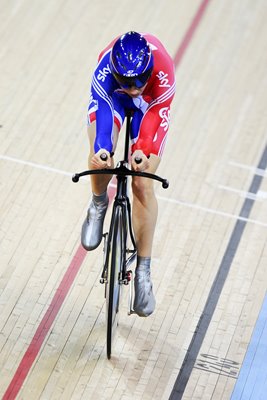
[97,64,111,82]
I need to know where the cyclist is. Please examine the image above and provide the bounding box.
[82,31,175,317]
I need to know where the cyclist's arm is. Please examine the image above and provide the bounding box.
[89,51,117,155]
[132,33,176,157]
[91,80,114,154]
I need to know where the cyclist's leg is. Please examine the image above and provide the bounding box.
[131,154,160,258]
[131,155,160,316]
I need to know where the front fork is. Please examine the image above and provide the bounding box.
[99,232,108,285]
[99,200,136,314]
[100,233,134,305]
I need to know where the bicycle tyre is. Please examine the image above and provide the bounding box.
[106,206,125,359]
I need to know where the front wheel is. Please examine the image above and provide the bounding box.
[106,206,125,359]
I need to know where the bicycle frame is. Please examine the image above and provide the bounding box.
[101,165,136,285]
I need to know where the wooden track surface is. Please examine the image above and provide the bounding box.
[1,0,267,399]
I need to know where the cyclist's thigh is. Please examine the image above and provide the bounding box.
[145,154,161,174]
[132,154,161,191]
[87,122,96,149]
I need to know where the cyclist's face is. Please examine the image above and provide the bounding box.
[121,84,147,98]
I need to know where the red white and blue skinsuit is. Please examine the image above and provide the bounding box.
[87,33,176,157]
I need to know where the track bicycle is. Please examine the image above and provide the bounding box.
[72,112,169,359]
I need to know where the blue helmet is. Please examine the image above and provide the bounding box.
[110,31,154,88]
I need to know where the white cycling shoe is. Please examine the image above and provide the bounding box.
[133,265,155,317]
[81,195,109,251]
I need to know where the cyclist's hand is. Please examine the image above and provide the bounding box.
[131,150,149,172]
[91,149,112,169]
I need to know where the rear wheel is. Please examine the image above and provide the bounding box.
[106,206,125,359]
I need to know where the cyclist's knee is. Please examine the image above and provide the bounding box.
[131,154,160,202]
[87,122,96,153]
[132,178,154,203]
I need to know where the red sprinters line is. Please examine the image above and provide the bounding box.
[2,245,87,400]
[2,1,211,398]
[173,0,211,68]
